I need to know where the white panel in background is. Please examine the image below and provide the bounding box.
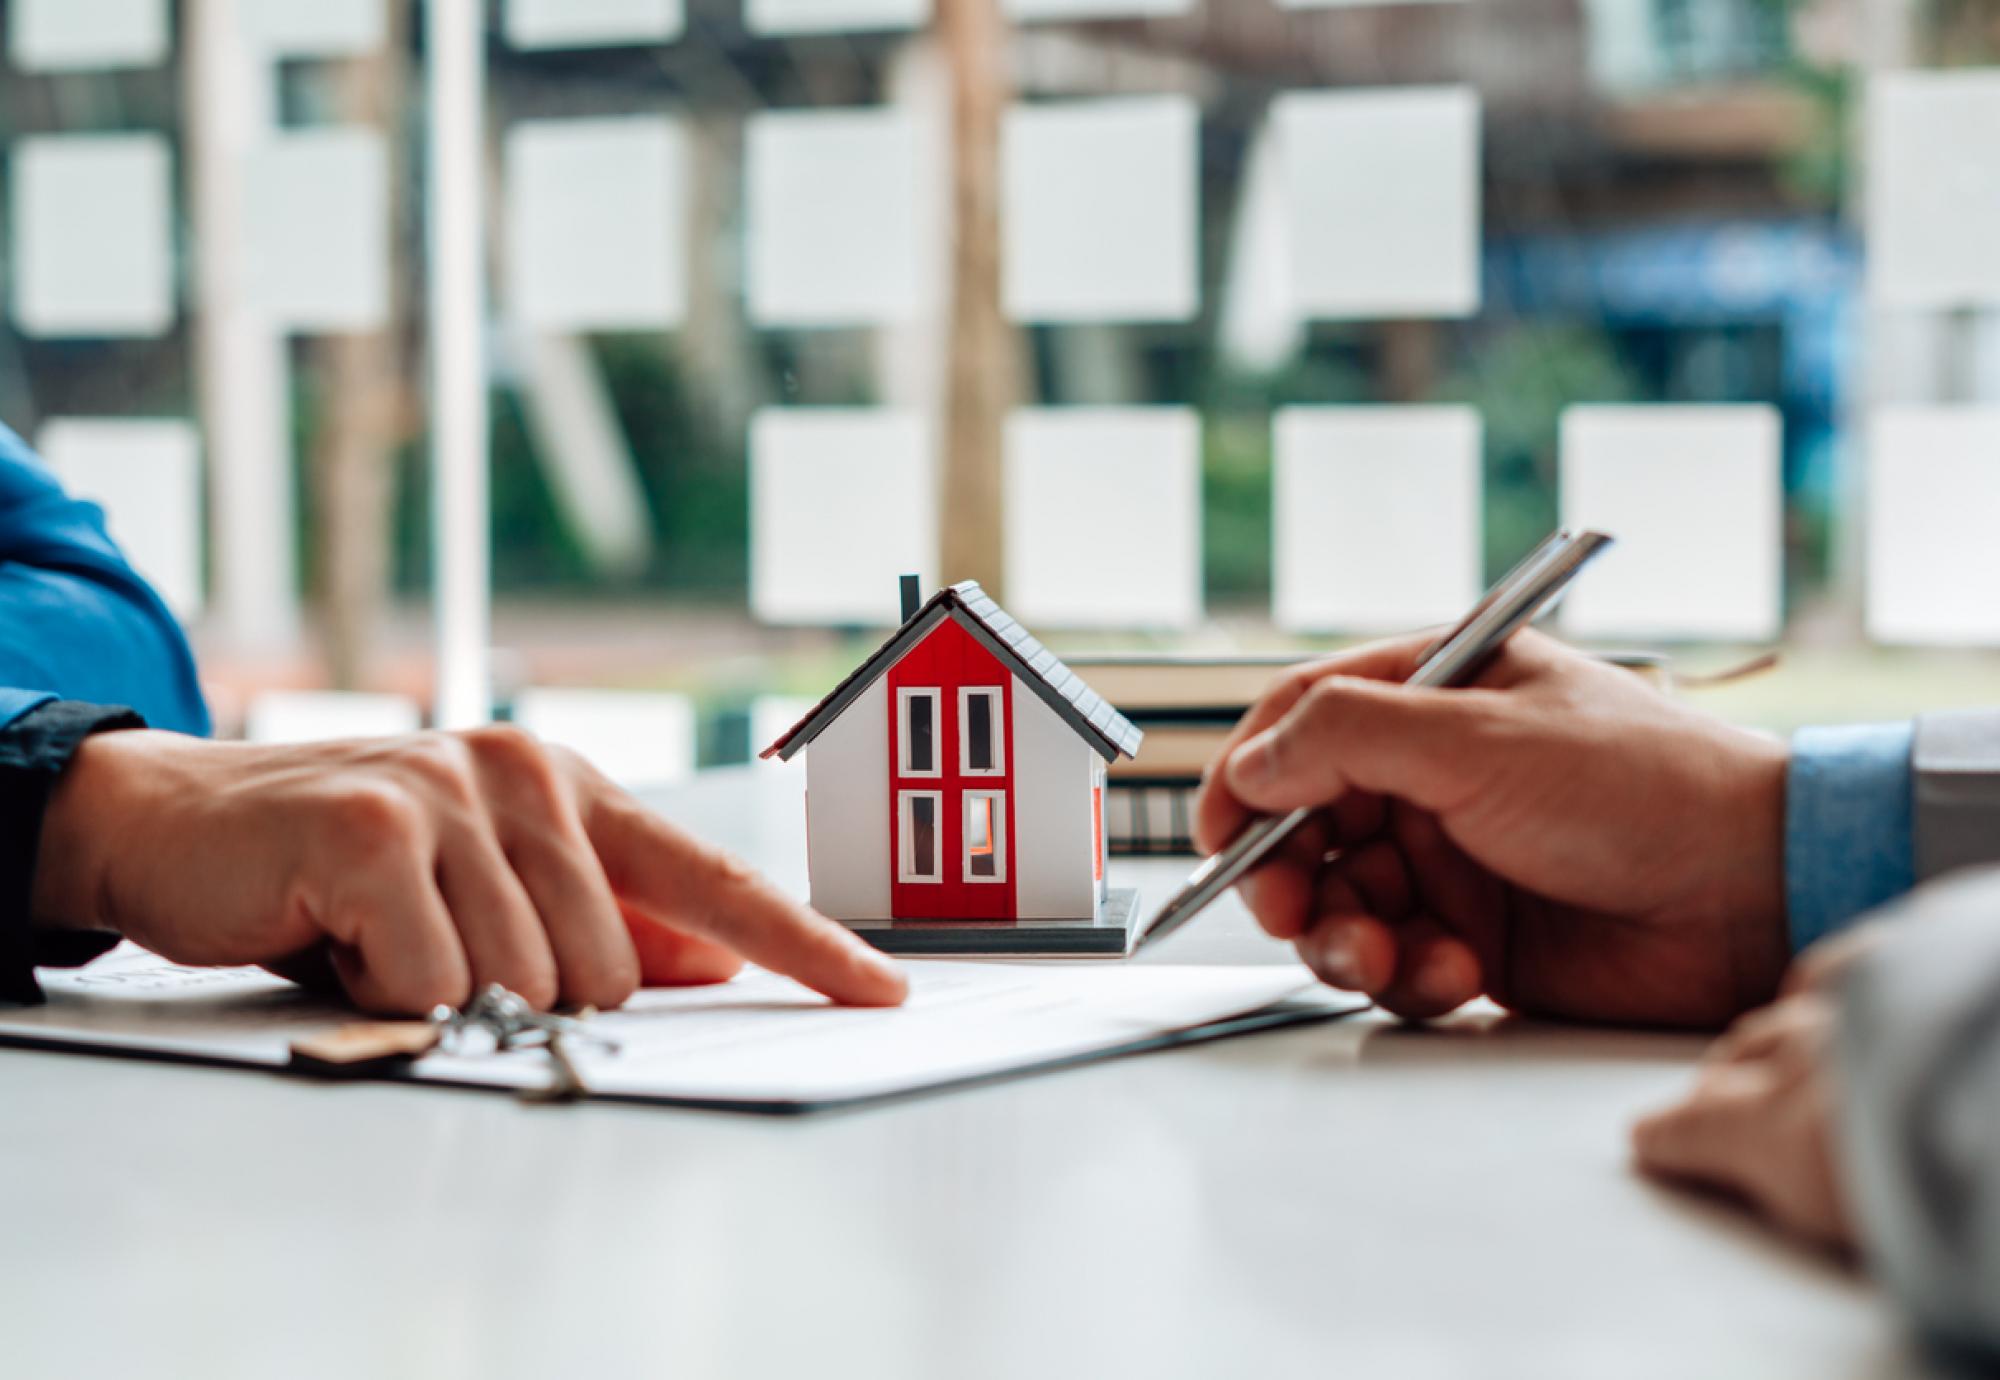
[243,129,389,331]
[505,0,683,48]
[751,409,934,626]
[246,691,422,745]
[1557,405,1782,641]
[1220,118,1303,371]
[752,695,817,770]
[747,109,932,327]
[513,688,696,788]
[1006,0,1191,20]
[1274,86,1480,320]
[1002,97,1198,324]
[1004,407,1201,629]
[1272,406,1481,633]
[505,117,688,331]
[745,0,928,35]
[39,419,201,618]
[1868,71,2000,308]
[10,0,168,71]
[11,134,174,338]
[1866,407,2000,645]
[238,0,384,57]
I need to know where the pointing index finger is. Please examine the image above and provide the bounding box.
[586,791,907,1007]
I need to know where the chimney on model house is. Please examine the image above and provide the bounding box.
[899,574,921,623]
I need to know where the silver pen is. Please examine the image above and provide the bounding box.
[1135,528,1615,953]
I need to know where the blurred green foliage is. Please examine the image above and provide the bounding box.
[391,335,754,598]
[1201,352,1370,606]
[1443,324,1644,579]
[597,334,750,595]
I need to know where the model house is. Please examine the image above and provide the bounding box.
[762,580,1143,932]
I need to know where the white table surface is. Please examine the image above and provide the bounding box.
[0,768,1913,1380]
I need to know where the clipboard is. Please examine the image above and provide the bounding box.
[0,945,1367,1115]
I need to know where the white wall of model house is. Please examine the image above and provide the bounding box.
[805,675,892,920]
[1009,682,1100,921]
[803,659,1106,923]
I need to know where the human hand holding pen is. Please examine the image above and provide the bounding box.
[1192,630,1792,1029]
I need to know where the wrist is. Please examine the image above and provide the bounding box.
[29,730,142,933]
[1716,729,1794,1010]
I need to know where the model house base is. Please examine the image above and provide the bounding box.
[843,885,1145,956]
[762,579,1146,957]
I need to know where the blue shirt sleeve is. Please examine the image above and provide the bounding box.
[0,422,209,736]
[1786,722,1915,952]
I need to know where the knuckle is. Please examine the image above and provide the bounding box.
[401,735,478,802]
[462,722,548,775]
[643,810,751,886]
[327,782,423,857]
[463,723,566,803]
[543,741,604,788]
[1268,683,1345,764]
[1273,664,1324,708]
[565,951,640,1011]
[693,839,760,892]
[350,939,468,1016]
[393,968,471,1016]
[493,958,560,1012]
[1298,677,1352,723]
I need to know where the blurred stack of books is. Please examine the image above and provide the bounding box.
[1066,655,1308,857]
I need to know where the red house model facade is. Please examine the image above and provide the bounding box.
[762,581,1144,952]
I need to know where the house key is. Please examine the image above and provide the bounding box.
[431,984,620,1104]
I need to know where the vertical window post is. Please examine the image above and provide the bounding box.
[427,0,491,727]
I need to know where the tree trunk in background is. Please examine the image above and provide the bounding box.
[937,0,1018,596]
[313,330,405,690]
[1380,321,1439,404]
[683,116,766,439]
[312,19,412,690]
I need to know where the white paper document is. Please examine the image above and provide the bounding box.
[0,946,1346,1112]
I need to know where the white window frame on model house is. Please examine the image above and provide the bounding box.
[957,686,1005,777]
[962,790,1007,884]
[897,687,941,778]
[898,790,943,883]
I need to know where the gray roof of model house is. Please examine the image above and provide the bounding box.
[759,581,1144,764]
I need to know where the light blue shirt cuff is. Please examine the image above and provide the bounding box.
[1786,722,1915,953]
[0,688,54,730]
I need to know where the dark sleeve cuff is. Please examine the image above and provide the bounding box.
[0,700,144,1005]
